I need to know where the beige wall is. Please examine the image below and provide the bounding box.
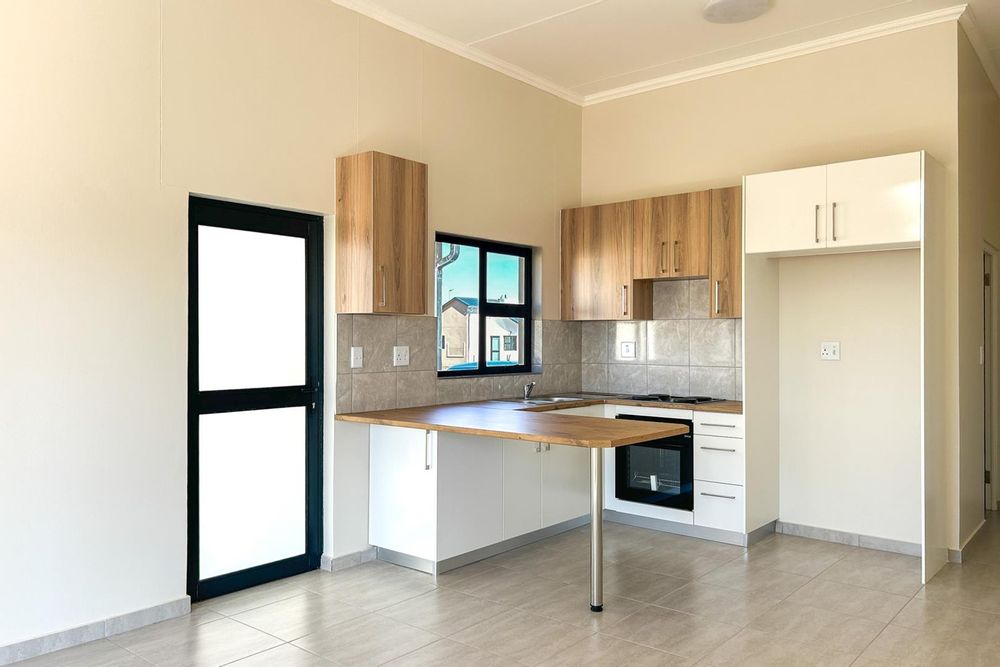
[0,0,580,647]
[581,23,961,545]
[957,27,1000,546]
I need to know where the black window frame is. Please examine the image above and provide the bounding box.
[436,232,533,377]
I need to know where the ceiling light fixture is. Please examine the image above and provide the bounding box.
[703,0,771,24]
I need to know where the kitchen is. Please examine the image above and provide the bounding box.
[6,1,1000,665]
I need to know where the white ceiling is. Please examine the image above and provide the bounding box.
[335,0,1000,105]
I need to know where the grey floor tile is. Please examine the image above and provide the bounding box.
[700,627,856,666]
[292,613,437,666]
[747,600,886,657]
[17,640,148,667]
[383,639,510,666]
[818,558,922,597]
[451,608,595,665]
[199,578,310,616]
[444,564,567,607]
[743,539,847,577]
[111,616,282,667]
[855,622,999,666]
[697,560,811,599]
[537,633,691,666]
[377,588,506,636]
[890,596,1000,645]
[602,564,689,603]
[783,578,910,623]
[516,583,648,632]
[602,604,740,659]
[226,643,333,665]
[231,591,369,641]
[653,581,783,627]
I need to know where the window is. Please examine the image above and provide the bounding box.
[435,233,532,376]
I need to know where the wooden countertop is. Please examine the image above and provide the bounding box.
[335,395,741,448]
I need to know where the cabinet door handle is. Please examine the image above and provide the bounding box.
[673,240,680,273]
[814,204,821,244]
[379,265,387,307]
[545,443,551,451]
[699,422,736,428]
[831,202,838,241]
[714,281,721,315]
[536,442,542,453]
[700,446,737,453]
[424,430,432,470]
[659,241,667,273]
[622,285,628,317]
[700,492,736,500]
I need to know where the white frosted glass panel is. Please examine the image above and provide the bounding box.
[199,226,305,390]
[199,407,305,578]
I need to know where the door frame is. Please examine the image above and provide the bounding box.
[187,196,324,601]
[986,244,1000,511]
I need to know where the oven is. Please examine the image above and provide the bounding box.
[614,414,693,511]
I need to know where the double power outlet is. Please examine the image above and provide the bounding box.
[349,345,410,369]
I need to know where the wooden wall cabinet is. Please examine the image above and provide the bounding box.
[336,151,427,314]
[710,186,742,318]
[633,191,711,279]
[561,202,652,321]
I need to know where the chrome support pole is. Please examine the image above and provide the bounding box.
[590,447,604,612]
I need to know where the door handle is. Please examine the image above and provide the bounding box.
[831,202,838,241]
[714,281,721,315]
[536,442,542,453]
[700,446,737,453]
[814,204,821,244]
[424,430,432,470]
[622,285,628,317]
[379,265,387,307]
[673,240,680,273]
[700,492,736,500]
[660,241,666,273]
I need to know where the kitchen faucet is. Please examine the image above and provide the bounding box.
[523,381,537,400]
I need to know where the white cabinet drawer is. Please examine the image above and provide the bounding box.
[694,435,745,485]
[693,412,744,438]
[694,481,744,532]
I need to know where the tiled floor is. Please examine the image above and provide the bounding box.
[22,516,1000,665]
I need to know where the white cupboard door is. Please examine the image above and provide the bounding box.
[826,152,922,249]
[541,444,591,528]
[744,165,827,254]
[369,426,436,560]
[501,439,542,539]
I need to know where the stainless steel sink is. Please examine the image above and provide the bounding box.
[502,396,582,405]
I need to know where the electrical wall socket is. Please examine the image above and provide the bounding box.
[621,341,637,359]
[820,341,841,361]
[350,346,364,369]
[393,345,410,367]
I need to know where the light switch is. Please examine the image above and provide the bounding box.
[393,345,410,367]
[820,341,840,361]
[350,346,364,369]
[621,341,637,359]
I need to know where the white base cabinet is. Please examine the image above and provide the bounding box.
[694,481,745,532]
[370,425,590,569]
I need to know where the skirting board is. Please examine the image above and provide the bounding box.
[604,510,775,547]
[321,548,377,573]
[376,515,591,576]
[0,596,190,666]
[776,521,921,557]
[949,518,988,563]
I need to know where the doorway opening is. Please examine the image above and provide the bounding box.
[187,196,324,601]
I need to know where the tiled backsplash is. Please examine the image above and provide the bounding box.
[581,280,743,400]
[336,280,742,412]
[336,315,583,413]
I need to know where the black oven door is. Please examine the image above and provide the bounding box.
[614,415,693,511]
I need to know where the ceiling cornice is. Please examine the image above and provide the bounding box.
[329,1,971,108]
[582,4,969,105]
[957,6,1000,98]
[329,0,585,105]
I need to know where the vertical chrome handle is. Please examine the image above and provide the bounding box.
[536,442,542,453]
[545,443,551,452]
[814,204,821,244]
[379,265,387,307]
[622,285,628,316]
[659,241,666,273]
[673,240,680,273]
[714,281,721,315]
[424,430,432,470]
[831,202,838,241]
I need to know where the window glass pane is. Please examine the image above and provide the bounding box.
[199,407,305,578]
[485,317,524,367]
[199,226,305,390]
[436,241,480,371]
[486,252,525,305]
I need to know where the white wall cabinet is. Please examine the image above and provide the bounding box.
[745,151,923,255]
